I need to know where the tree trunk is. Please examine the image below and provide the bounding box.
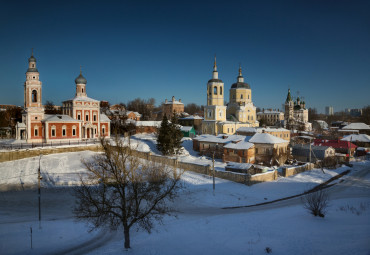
[124,226,130,249]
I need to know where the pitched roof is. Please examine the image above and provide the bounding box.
[224,140,254,150]
[248,133,288,144]
[100,114,111,122]
[42,114,81,122]
[64,96,99,103]
[341,134,370,143]
[342,123,370,130]
[313,139,357,149]
[181,126,194,132]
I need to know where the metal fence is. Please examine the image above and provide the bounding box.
[0,139,100,150]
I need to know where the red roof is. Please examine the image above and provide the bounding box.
[313,139,357,149]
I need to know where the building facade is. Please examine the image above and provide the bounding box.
[257,109,284,126]
[202,58,259,135]
[162,96,184,119]
[16,53,110,142]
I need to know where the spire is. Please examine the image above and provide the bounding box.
[237,64,244,83]
[213,55,217,72]
[286,89,292,103]
[212,55,219,79]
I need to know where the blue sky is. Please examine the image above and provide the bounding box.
[0,0,369,113]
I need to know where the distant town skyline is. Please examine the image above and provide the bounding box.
[0,1,369,114]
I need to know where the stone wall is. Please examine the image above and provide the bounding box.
[1,144,277,186]
[282,163,314,177]
[0,145,102,163]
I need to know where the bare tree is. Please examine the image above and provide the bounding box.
[73,137,183,249]
[302,189,330,217]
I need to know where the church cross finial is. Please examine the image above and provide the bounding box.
[31,48,34,56]
[80,65,82,74]
[238,63,242,76]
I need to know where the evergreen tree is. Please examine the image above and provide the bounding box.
[169,113,183,155]
[157,113,183,155]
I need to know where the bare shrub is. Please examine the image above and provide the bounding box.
[302,189,330,217]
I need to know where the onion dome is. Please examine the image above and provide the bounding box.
[75,70,87,84]
[27,50,38,72]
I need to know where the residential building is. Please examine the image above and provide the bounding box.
[236,127,290,141]
[223,140,255,163]
[341,134,370,148]
[341,123,370,135]
[313,139,357,155]
[163,96,184,119]
[292,144,335,162]
[178,115,203,134]
[249,133,289,165]
[257,109,284,126]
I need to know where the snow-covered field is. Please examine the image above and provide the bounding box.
[0,135,370,254]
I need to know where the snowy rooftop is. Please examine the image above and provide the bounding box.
[64,96,99,103]
[179,115,203,120]
[248,133,288,144]
[341,134,370,143]
[100,113,110,122]
[342,123,370,130]
[181,126,194,132]
[196,134,246,144]
[126,111,142,117]
[257,110,283,114]
[42,114,80,122]
[135,121,161,127]
[224,140,254,150]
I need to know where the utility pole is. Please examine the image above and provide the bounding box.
[212,144,218,195]
[309,140,312,163]
[38,154,43,229]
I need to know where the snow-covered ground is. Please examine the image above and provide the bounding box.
[1,136,370,254]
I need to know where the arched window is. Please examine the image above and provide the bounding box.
[208,87,211,95]
[241,94,243,99]
[220,87,222,95]
[102,125,106,135]
[213,86,217,95]
[51,126,56,137]
[248,95,250,99]
[32,90,37,102]
[34,126,38,137]
[72,126,76,136]
[62,125,67,136]
[82,88,84,93]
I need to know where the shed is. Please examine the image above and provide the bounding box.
[181,126,196,138]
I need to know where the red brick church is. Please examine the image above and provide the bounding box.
[16,52,110,143]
